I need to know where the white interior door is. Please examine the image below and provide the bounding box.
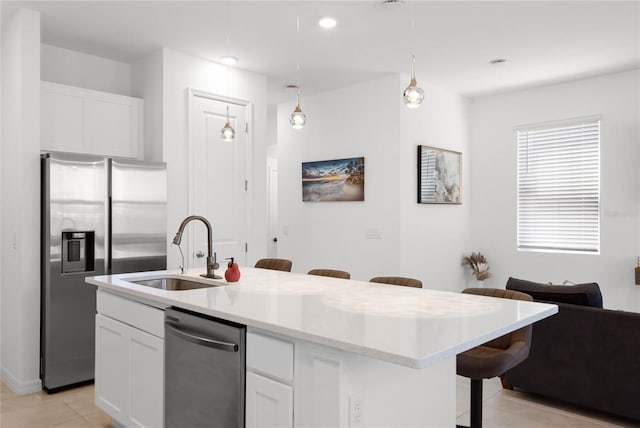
[189,94,248,269]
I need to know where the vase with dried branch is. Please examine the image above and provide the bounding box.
[462,252,491,281]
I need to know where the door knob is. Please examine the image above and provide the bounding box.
[273,237,278,243]
[195,250,205,258]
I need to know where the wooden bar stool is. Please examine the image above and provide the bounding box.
[456,288,533,428]
[254,258,292,272]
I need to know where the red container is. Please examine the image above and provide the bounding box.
[225,258,241,283]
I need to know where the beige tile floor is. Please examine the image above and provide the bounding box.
[455,376,640,428]
[1,378,638,427]
[0,382,110,428]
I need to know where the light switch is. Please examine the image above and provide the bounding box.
[365,228,382,239]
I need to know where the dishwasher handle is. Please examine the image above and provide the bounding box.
[166,324,239,352]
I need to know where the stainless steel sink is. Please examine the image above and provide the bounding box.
[130,277,225,291]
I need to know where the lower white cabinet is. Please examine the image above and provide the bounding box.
[246,331,294,428]
[246,372,293,428]
[95,291,164,428]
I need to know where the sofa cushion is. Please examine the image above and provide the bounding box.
[506,277,603,308]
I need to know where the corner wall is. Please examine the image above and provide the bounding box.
[277,75,402,279]
[131,50,163,161]
[399,77,472,291]
[41,44,132,96]
[161,49,268,268]
[470,70,640,311]
[276,75,472,288]
[1,8,42,393]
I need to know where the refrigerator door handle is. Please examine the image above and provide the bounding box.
[166,324,239,352]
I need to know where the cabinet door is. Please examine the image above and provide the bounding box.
[86,92,142,158]
[40,82,143,158]
[95,314,129,423]
[129,327,164,428]
[246,372,293,428]
[41,82,86,152]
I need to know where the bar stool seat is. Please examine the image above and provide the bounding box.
[308,269,350,279]
[369,276,422,288]
[456,288,533,428]
[254,258,292,272]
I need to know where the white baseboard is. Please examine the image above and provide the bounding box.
[1,366,41,395]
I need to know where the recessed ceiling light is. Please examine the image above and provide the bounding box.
[382,0,404,8]
[220,56,239,66]
[489,58,507,65]
[318,17,337,29]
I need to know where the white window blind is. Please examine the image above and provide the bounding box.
[517,119,600,253]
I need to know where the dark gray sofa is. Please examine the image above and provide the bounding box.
[504,277,640,422]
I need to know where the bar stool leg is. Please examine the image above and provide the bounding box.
[470,378,483,428]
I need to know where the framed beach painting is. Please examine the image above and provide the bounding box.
[302,157,365,202]
[417,145,462,204]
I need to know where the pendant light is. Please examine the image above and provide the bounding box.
[221,105,235,142]
[402,4,424,108]
[220,0,236,142]
[289,86,306,129]
[402,54,424,108]
[289,13,306,129]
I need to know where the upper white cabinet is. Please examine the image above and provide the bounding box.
[41,81,143,158]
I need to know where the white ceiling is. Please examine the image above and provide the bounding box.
[2,1,639,103]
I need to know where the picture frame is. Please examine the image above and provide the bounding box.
[302,157,365,202]
[417,145,462,204]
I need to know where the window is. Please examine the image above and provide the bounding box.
[517,118,600,253]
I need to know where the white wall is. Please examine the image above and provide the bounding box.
[161,49,269,268]
[41,44,132,96]
[278,75,401,279]
[131,50,163,161]
[277,75,472,288]
[1,8,42,394]
[399,77,472,291]
[470,70,640,311]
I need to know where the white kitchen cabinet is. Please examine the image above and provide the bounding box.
[246,331,294,428]
[246,328,454,428]
[41,81,143,158]
[95,314,128,423]
[95,290,165,428]
[246,372,293,428]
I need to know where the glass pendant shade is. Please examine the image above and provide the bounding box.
[289,90,306,129]
[221,121,235,142]
[289,106,306,130]
[403,55,424,108]
[220,105,235,142]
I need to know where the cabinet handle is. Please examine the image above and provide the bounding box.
[166,324,238,352]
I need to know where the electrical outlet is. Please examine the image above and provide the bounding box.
[349,392,364,427]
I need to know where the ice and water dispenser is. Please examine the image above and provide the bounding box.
[61,231,95,273]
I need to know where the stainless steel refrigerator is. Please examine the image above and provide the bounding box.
[40,152,167,391]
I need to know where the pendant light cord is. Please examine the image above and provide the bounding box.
[226,0,230,99]
[296,11,300,90]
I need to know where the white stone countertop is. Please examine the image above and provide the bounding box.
[86,268,557,369]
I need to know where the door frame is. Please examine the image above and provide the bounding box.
[186,88,252,267]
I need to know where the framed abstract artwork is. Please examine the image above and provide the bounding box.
[417,145,462,204]
[302,157,365,202]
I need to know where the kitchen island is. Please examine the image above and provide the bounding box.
[87,268,557,428]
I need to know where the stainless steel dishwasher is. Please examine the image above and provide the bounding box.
[165,307,246,428]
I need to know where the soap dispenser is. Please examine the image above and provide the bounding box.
[225,257,241,282]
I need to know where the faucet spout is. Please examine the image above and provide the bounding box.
[173,215,220,279]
